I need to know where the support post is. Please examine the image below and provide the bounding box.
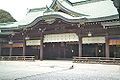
[9,44,12,57]
[39,28,46,61]
[40,35,43,61]
[23,38,26,56]
[78,35,82,57]
[105,36,109,58]
[9,41,13,58]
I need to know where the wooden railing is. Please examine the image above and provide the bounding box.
[73,57,120,64]
[0,56,35,61]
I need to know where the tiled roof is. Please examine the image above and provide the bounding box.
[73,0,118,18]
[0,0,119,30]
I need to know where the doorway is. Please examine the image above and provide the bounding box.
[43,42,78,60]
[82,43,105,57]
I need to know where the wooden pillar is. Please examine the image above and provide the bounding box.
[105,36,109,58]
[23,39,26,56]
[9,44,12,57]
[78,35,82,57]
[40,35,43,61]
[9,41,13,57]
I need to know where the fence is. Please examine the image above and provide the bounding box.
[0,56,35,61]
[73,57,120,64]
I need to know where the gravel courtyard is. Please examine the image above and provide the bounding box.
[0,60,120,80]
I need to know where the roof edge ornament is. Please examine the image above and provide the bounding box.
[42,16,56,24]
[50,0,58,8]
[79,17,88,24]
[43,5,54,13]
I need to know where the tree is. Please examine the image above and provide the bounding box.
[111,0,120,20]
[0,9,16,23]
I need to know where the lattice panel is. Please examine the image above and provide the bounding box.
[82,37,105,44]
[44,33,79,42]
[26,40,41,46]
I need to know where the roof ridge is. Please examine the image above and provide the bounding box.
[72,0,106,6]
[28,7,46,13]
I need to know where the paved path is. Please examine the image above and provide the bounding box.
[0,61,120,80]
[16,64,120,80]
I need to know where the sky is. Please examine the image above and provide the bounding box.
[0,0,52,21]
[0,0,118,22]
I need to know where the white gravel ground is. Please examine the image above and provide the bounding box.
[0,60,120,80]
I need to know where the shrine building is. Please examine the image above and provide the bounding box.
[0,0,120,60]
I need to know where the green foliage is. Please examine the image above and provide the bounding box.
[0,9,16,23]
